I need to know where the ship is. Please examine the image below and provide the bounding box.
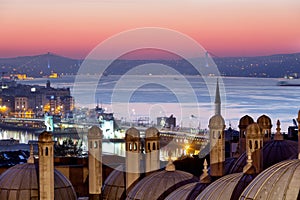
[0,118,46,133]
[277,74,300,86]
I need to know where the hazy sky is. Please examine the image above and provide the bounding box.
[1,0,300,58]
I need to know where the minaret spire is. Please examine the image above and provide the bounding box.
[27,144,34,164]
[200,159,211,183]
[215,79,221,115]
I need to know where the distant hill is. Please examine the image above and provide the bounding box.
[214,52,300,78]
[0,52,300,78]
[0,52,80,77]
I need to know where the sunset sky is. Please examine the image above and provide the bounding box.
[1,0,300,58]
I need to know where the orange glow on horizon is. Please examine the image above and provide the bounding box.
[0,0,299,58]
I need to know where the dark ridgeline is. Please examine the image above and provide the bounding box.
[0,52,300,78]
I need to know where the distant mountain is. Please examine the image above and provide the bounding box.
[0,52,300,78]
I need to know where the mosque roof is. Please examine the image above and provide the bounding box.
[165,182,210,200]
[229,139,298,173]
[195,172,256,200]
[126,169,197,200]
[240,159,300,200]
[0,163,77,200]
[102,165,125,200]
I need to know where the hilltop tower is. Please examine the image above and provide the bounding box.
[145,127,160,173]
[88,126,102,200]
[38,131,54,200]
[125,127,141,191]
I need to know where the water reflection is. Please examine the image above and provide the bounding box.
[0,129,201,161]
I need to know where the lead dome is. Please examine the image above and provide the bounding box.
[0,163,77,200]
[240,159,300,200]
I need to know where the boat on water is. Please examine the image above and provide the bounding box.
[277,74,300,86]
[0,118,46,133]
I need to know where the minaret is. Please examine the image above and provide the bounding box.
[145,127,160,173]
[200,159,211,183]
[125,127,141,191]
[245,123,263,173]
[274,120,283,140]
[38,131,54,200]
[215,79,221,115]
[208,114,225,177]
[88,126,102,200]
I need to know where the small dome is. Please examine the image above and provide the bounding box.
[195,172,256,200]
[125,127,140,141]
[238,115,254,128]
[102,165,125,200]
[257,114,272,129]
[38,131,53,142]
[208,115,225,129]
[0,163,77,200]
[240,159,300,200]
[165,182,210,200]
[145,127,159,138]
[229,140,298,173]
[88,126,102,138]
[126,170,197,200]
[246,123,263,138]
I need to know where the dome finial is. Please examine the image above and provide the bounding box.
[274,119,283,140]
[243,150,256,174]
[27,144,34,164]
[165,151,175,171]
[200,159,211,183]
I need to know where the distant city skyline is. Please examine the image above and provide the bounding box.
[1,0,300,59]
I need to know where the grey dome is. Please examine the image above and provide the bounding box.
[195,172,255,200]
[240,159,300,200]
[230,140,298,173]
[102,165,125,200]
[165,182,210,200]
[126,170,197,200]
[0,163,77,200]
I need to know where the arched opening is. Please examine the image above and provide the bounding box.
[249,141,252,150]
[134,143,137,151]
[45,147,49,156]
[255,140,258,149]
[148,142,150,151]
[90,141,93,149]
[129,143,132,151]
[94,141,98,149]
[153,142,156,150]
